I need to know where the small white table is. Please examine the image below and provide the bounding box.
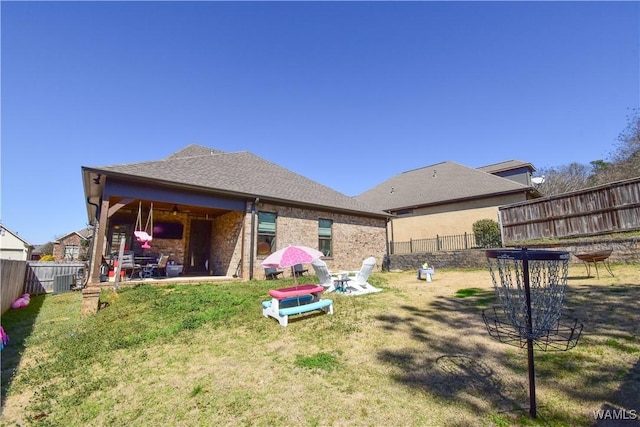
[417,268,434,281]
[166,265,183,277]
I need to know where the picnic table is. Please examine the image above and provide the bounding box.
[262,284,333,327]
[574,249,614,279]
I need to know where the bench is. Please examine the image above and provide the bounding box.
[279,299,333,317]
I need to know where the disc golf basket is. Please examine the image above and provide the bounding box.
[483,248,583,419]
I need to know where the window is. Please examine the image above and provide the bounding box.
[319,219,332,257]
[109,224,129,255]
[63,245,80,260]
[257,212,277,256]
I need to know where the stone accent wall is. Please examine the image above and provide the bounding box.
[211,210,244,277]
[246,202,387,279]
[388,237,639,271]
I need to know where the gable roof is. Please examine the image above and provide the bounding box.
[354,161,534,212]
[0,224,32,247]
[54,227,93,243]
[85,145,388,218]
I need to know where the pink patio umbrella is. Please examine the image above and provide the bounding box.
[260,245,324,286]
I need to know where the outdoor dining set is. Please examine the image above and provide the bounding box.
[260,245,382,327]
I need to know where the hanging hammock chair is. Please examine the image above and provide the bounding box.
[134,202,153,249]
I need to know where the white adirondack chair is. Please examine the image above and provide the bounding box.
[347,257,382,295]
[311,259,336,293]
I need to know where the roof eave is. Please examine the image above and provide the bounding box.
[386,188,535,212]
[84,168,391,220]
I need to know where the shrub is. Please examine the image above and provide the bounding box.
[473,219,502,248]
[39,254,55,262]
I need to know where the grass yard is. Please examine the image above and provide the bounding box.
[1,264,638,426]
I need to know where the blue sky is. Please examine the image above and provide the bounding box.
[1,1,638,245]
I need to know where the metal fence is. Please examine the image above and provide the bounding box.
[391,232,482,254]
[24,261,88,295]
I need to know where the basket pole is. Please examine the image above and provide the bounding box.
[523,251,537,418]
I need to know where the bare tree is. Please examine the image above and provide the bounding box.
[609,109,640,180]
[535,109,640,196]
[535,162,591,196]
[39,241,54,255]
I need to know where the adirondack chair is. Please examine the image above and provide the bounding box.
[311,259,336,293]
[347,257,382,295]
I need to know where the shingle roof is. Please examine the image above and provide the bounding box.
[355,161,533,211]
[89,145,388,217]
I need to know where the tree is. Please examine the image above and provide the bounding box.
[535,162,592,196]
[535,109,640,196]
[473,219,502,248]
[609,108,640,181]
[39,241,54,256]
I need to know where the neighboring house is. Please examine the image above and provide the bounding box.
[476,159,539,187]
[31,245,45,260]
[52,227,93,262]
[355,160,541,244]
[81,145,390,284]
[0,224,33,260]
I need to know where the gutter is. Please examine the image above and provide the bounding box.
[82,168,391,219]
[249,197,259,280]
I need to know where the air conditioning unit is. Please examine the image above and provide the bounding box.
[53,274,75,294]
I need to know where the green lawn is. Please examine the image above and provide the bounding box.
[1,266,638,426]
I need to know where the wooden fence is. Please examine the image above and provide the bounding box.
[1,259,28,315]
[499,177,640,243]
[391,232,480,254]
[23,262,88,296]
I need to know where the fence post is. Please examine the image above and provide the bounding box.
[464,232,468,249]
[436,235,440,251]
[410,238,413,253]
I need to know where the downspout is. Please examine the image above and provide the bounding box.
[389,216,395,254]
[384,217,392,271]
[249,197,259,280]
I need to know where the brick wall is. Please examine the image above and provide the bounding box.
[53,234,87,262]
[246,202,387,279]
[211,210,244,277]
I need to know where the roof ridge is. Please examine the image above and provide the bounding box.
[400,161,456,175]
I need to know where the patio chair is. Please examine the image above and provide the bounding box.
[141,254,169,278]
[347,257,382,295]
[264,267,284,280]
[311,259,336,293]
[119,252,142,280]
[293,263,308,277]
